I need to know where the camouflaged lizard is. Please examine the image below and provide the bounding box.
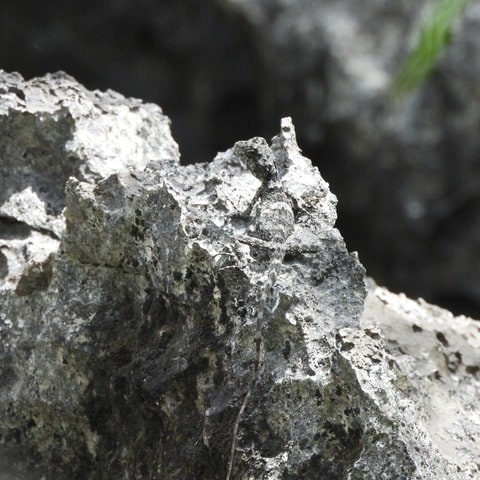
[225,135,295,480]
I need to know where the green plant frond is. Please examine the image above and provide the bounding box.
[392,0,471,98]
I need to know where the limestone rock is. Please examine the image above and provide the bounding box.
[219,0,480,315]
[4,0,480,314]
[357,282,480,478]
[0,71,479,479]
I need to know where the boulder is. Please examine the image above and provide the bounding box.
[4,0,480,314]
[0,71,478,479]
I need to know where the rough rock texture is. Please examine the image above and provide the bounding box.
[219,0,480,315]
[1,0,262,161]
[359,282,480,478]
[1,72,479,479]
[4,0,480,315]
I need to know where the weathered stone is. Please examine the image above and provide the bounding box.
[358,281,480,479]
[219,0,480,315]
[0,71,479,479]
[4,0,480,314]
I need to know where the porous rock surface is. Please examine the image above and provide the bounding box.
[0,71,479,479]
[4,0,480,314]
[220,0,480,315]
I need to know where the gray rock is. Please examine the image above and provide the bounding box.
[220,0,480,315]
[358,281,480,479]
[0,71,479,479]
[4,0,480,314]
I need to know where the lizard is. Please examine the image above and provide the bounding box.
[225,135,296,480]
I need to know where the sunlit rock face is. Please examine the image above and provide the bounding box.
[0,71,479,479]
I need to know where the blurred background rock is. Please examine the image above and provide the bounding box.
[2,0,480,317]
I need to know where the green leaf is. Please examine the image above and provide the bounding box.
[392,0,471,97]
